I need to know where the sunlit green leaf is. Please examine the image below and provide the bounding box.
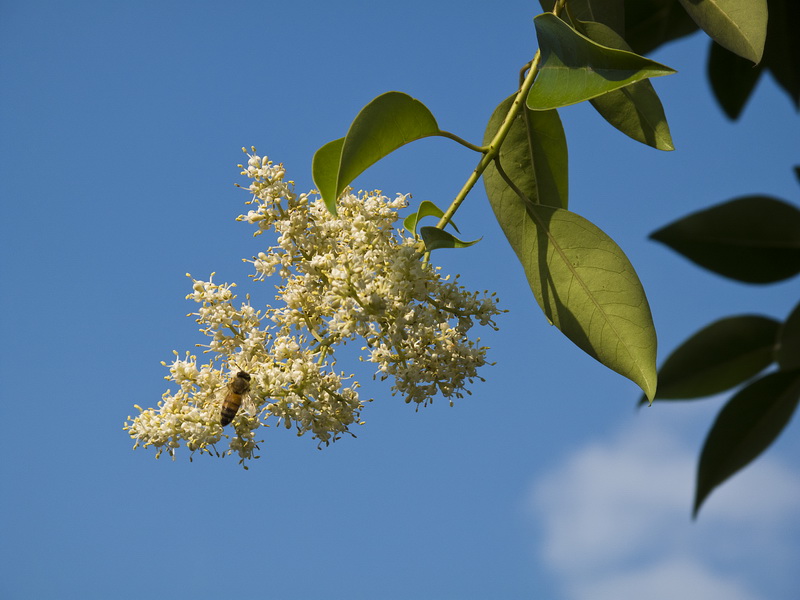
[694,370,800,516]
[581,20,674,150]
[539,0,625,36]
[677,0,767,64]
[650,196,800,283]
[419,226,480,251]
[485,193,657,399]
[777,301,800,371]
[312,92,441,213]
[649,315,779,401]
[311,138,345,214]
[403,200,460,235]
[483,94,568,211]
[528,13,676,110]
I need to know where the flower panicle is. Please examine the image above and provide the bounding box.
[126,149,502,466]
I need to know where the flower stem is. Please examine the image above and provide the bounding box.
[433,0,564,232]
[434,51,542,231]
[437,130,488,153]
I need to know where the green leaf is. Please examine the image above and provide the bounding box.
[485,196,657,399]
[403,200,460,235]
[649,315,780,401]
[707,41,764,120]
[528,13,676,111]
[581,20,675,150]
[694,370,800,517]
[677,0,767,64]
[651,196,800,283]
[311,138,345,214]
[763,0,800,109]
[483,95,568,210]
[776,301,800,371]
[419,227,480,251]
[539,0,625,36]
[624,0,699,55]
[312,92,441,213]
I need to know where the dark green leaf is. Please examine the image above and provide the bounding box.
[483,95,568,211]
[403,200,460,235]
[707,40,764,120]
[763,0,800,109]
[624,0,699,55]
[528,14,676,110]
[419,227,480,251]
[582,21,675,150]
[312,92,441,213]
[649,315,779,401]
[650,196,800,283]
[678,0,767,64]
[694,370,800,516]
[485,194,657,399]
[776,300,800,371]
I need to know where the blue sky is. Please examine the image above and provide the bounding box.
[1,2,798,599]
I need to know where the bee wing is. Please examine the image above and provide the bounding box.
[217,385,230,408]
[241,392,258,418]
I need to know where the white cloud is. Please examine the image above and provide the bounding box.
[526,409,800,600]
[566,557,762,600]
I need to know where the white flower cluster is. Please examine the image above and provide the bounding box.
[125,149,503,466]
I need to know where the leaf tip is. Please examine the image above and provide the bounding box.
[636,393,653,409]
[692,491,706,520]
[323,196,338,217]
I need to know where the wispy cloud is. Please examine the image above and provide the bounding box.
[526,407,800,600]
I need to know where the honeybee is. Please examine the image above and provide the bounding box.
[220,370,252,426]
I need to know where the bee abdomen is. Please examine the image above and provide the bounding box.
[220,401,240,426]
